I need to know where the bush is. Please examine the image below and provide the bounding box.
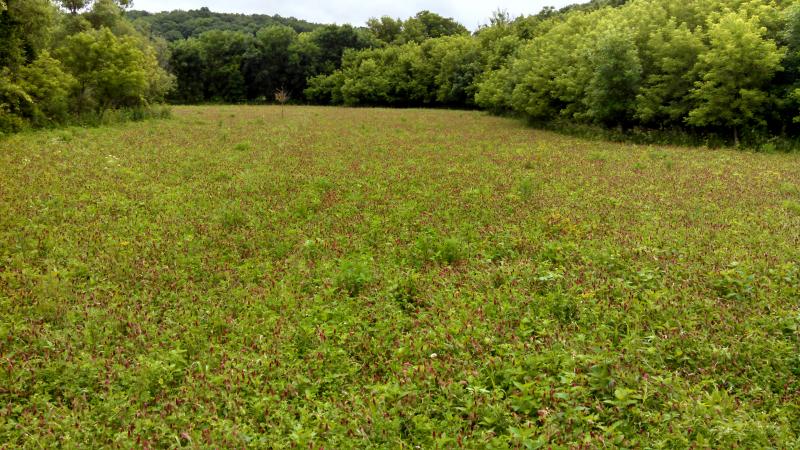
[335,257,373,296]
[412,231,467,265]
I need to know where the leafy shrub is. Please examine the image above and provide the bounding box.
[233,141,251,151]
[218,203,248,229]
[784,200,800,216]
[517,177,539,199]
[335,257,373,296]
[713,262,757,301]
[388,271,422,311]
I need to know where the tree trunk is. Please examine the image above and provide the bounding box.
[733,127,739,147]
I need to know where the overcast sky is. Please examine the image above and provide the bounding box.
[130,0,581,30]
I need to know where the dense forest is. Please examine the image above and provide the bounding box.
[127,8,320,41]
[2,0,799,145]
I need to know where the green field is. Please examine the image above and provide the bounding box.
[1,106,799,447]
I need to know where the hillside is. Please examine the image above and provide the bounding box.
[128,7,321,41]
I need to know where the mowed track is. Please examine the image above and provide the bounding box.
[1,106,799,447]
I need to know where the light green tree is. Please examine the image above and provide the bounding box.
[57,27,152,111]
[17,51,77,125]
[424,36,483,105]
[686,12,785,144]
[636,20,704,127]
[366,16,403,44]
[508,11,596,120]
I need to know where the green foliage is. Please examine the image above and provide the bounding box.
[581,24,642,126]
[686,12,785,143]
[127,7,320,42]
[388,271,421,311]
[712,262,757,301]
[309,34,484,108]
[0,0,171,132]
[304,71,345,104]
[167,23,375,104]
[412,230,467,266]
[366,15,403,44]
[398,10,469,44]
[0,72,33,132]
[57,27,168,111]
[474,0,799,144]
[16,51,76,125]
[335,257,373,296]
[6,1,797,144]
[635,19,704,126]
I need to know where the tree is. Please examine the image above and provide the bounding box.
[241,25,299,100]
[85,0,127,32]
[506,11,597,120]
[783,3,800,128]
[57,27,157,111]
[0,0,58,130]
[127,8,319,42]
[581,24,642,127]
[304,70,344,104]
[1,0,56,68]
[367,16,402,44]
[686,12,785,144]
[0,71,32,131]
[400,11,468,43]
[17,51,76,124]
[309,24,376,73]
[169,38,206,103]
[196,30,251,102]
[59,0,131,14]
[60,0,91,14]
[424,36,483,105]
[636,20,704,127]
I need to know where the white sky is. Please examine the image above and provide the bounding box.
[130,0,581,30]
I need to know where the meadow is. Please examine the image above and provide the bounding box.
[1,105,799,447]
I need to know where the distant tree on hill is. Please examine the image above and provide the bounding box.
[127,8,320,42]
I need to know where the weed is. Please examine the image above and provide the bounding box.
[233,141,251,151]
[412,231,466,266]
[517,177,539,199]
[218,203,248,229]
[388,271,422,311]
[588,151,608,162]
[779,182,799,195]
[335,257,373,297]
[784,200,800,215]
[713,262,757,301]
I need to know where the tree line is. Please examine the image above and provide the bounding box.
[161,10,471,104]
[2,0,799,144]
[309,0,799,144]
[127,8,319,42]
